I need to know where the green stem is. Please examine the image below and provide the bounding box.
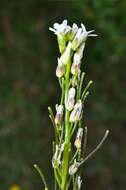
[81,80,93,99]
[80,130,109,165]
[61,142,71,190]
[65,58,71,91]
[61,110,71,190]
[34,164,48,190]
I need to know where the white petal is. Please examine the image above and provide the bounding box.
[81,24,86,32]
[87,30,95,34]
[72,23,78,29]
[88,34,98,36]
[49,27,57,33]
[62,19,68,26]
[75,28,83,39]
[65,26,71,34]
[53,23,60,30]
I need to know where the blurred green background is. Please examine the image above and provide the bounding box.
[0,0,126,189]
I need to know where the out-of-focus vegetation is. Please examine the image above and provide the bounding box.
[0,1,126,189]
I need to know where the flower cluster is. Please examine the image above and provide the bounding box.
[50,20,97,127]
[34,20,109,190]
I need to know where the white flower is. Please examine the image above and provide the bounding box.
[49,20,71,53]
[49,20,71,36]
[65,87,76,111]
[81,23,97,37]
[69,100,82,122]
[77,176,82,189]
[72,24,97,50]
[69,159,80,175]
[74,128,83,149]
[71,53,81,75]
[55,104,64,125]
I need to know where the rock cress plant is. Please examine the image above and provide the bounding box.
[34,20,109,190]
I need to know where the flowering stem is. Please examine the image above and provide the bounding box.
[47,20,108,190]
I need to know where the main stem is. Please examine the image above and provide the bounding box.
[61,58,71,190]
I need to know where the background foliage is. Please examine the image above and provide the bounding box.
[0,1,126,189]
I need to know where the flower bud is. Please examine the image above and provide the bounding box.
[71,23,78,39]
[59,42,72,65]
[67,23,78,41]
[69,100,82,122]
[71,75,78,87]
[56,58,65,78]
[65,87,76,111]
[55,104,63,125]
[71,53,81,75]
[52,144,59,168]
[69,159,80,175]
[74,128,83,149]
[77,43,85,60]
[56,65,65,78]
[52,143,64,168]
